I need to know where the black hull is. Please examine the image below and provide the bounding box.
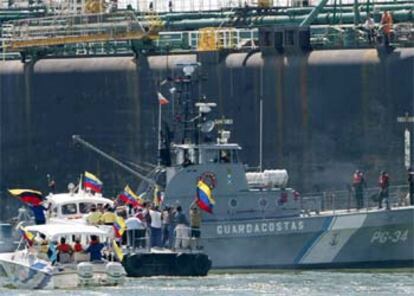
[123,252,212,277]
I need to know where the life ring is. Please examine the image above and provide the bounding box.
[199,172,217,189]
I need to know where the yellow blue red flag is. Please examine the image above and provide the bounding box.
[83,171,103,193]
[112,240,124,262]
[18,225,34,246]
[118,185,143,208]
[196,180,215,214]
[8,189,44,206]
[113,216,126,238]
[153,186,164,207]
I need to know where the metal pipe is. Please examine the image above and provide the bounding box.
[353,0,361,25]
[72,135,157,186]
[163,10,412,30]
[300,0,330,27]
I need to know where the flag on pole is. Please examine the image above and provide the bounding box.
[196,180,215,214]
[112,240,124,262]
[8,189,44,206]
[118,185,144,208]
[83,171,103,193]
[157,92,169,105]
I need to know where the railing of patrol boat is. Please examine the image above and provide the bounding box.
[301,184,411,215]
[125,226,203,252]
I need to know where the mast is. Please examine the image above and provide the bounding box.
[259,97,263,172]
[157,102,162,166]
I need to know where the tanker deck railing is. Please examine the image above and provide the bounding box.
[301,184,411,216]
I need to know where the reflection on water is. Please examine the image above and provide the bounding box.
[0,269,413,296]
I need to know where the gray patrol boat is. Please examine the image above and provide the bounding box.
[76,65,413,269]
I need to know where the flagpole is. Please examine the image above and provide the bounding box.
[157,101,162,167]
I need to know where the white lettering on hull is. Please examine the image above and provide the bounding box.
[216,220,305,236]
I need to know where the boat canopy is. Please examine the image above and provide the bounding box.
[26,224,107,241]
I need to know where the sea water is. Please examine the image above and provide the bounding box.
[0,270,412,296]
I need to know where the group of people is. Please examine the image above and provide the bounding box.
[351,169,414,210]
[34,234,105,264]
[122,202,202,251]
[363,11,394,46]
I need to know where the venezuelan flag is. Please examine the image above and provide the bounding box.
[8,189,44,206]
[83,171,103,193]
[118,185,143,208]
[18,226,34,246]
[113,216,126,238]
[196,180,215,214]
[112,240,124,262]
[153,186,164,207]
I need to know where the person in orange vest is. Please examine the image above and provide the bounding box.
[352,170,366,209]
[378,171,390,210]
[381,10,393,46]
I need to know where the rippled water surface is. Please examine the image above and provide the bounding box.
[0,270,412,296]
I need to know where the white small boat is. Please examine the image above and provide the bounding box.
[0,224,125,289]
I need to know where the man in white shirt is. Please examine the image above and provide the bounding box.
[364,14,376,44]
[149,206,162,247]
[126,211,146,249]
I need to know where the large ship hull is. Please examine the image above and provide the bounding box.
[201,207,414,269]
[1,48,413,218]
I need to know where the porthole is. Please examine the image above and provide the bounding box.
[229,198,238,208]
[259,198,268,209]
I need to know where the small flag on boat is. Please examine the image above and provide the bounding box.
[153,186,164,207]
[83,171,103,193]
[113,216,126,238]
[157,92,169,105]
[196,180,215,214]
[8,189,44,206]
[118,185,143,208]
[112,240,124,262]
[18,225,34,246]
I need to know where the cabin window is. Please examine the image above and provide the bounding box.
[79,203,95,214]
[232,150,239,163]
[200,149,219,164]
[219,150,231,163]
[62,203,77,215]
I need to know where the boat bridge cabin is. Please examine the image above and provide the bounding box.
[47,191,114,221]
[172,143,242,167]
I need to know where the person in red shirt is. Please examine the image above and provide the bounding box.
[352,170,366,209]
[57,237,73,263]
[378,171,390,210]
[381,11,393,46]
[73,238,83,253]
